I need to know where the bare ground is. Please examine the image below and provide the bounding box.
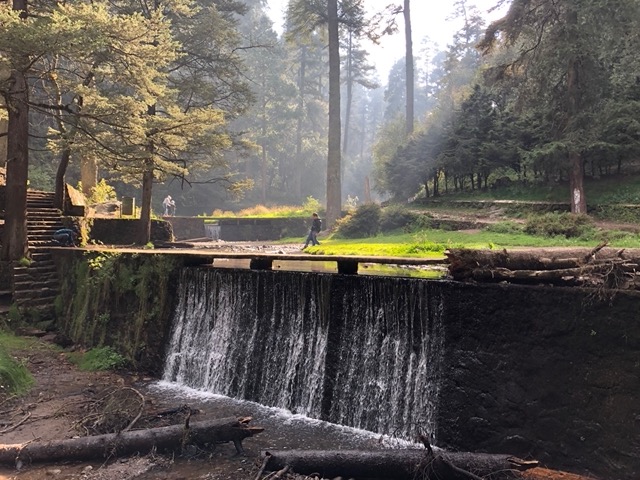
[0,335,392,480]
[0,334,599,480]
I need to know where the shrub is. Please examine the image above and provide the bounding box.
[72,347,126,371]
[302,196,323,215]
[485,221,524,235]
[90,179,118,204]
[335,203,382,238]
[379,205,419,232]
[18,257,32,267]
[524,213,596,239]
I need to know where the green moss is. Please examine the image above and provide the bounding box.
[56,252,180,372]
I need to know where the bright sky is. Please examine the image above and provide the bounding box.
[265,0,508,79]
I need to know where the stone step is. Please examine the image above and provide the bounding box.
[29,235,58,242]
[14,273,58,284]
[13,284,58,297]
[26,196,55,203]
[27,218,62,225]
[30,253,52,262]
[27,209,61,216]
[29,240,54,246]
[27,222,62,229]
[29,246,56,253]
[14,265,57,277]
[13,275,60,286]
[26,201,55,208]
[27,227,60,234]
[14,295,58,309]
[15,277,59,289]
[28,218,60,223]
[27,228,62,235]
[13,286,58,300]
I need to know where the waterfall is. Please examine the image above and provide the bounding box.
[163,268,444,439]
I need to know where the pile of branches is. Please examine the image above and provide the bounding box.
[446,244,640,291]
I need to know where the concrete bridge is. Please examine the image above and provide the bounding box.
[72,245,446,275]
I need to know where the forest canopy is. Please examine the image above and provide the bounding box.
[2,0,640,253]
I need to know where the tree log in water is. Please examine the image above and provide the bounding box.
[262,449,540,480]
[0,416,263,467]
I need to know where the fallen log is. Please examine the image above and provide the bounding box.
[0,416,263,467]
[469,263,638,286]
[445,247,638,278]
[262,449,539,480]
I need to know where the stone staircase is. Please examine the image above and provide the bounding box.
[12,190,65,311]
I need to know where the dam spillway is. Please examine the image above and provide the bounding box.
[162,267,445,438]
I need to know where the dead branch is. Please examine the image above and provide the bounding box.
[0,411,31,434]
[122,388,145,432]
[255,453,271,480]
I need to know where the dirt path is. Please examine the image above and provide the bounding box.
[0,336,389,480]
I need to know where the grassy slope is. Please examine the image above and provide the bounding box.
[301,228,640,257]
[296,175,640,257]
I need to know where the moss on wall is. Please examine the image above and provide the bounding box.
[54,250,181,374]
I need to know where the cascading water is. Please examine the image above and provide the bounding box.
[163,267,444,439]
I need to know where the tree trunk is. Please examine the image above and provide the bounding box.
[566,7,586,214]
[293,46,307,200]
[53,70,95,210]
[54,149,71,210]
[342,31,353,156]
[260,74,268,204]
[0,98,7,166]
[138,159,153,244]
[260,143,267,204]
[2,70,29,262]
[0,417,263,465]
[569,150,586,214]
[325,0,342,228]
[404,0,414,136]
[263,449,539,480]
[80,156,98,198]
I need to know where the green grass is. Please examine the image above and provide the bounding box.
[0,331,35,397]
[0,331,34,350]
[67,346,126,371]
[294,226,640,257]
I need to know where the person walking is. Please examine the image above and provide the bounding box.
[302,213,322,249]
[162,195,173,216]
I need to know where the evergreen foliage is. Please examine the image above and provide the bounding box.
[373,0,640,212]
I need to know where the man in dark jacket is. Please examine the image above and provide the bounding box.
[52,227,78,246]
[302,213,322,249]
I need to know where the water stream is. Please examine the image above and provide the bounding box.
[163,267,445,439]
